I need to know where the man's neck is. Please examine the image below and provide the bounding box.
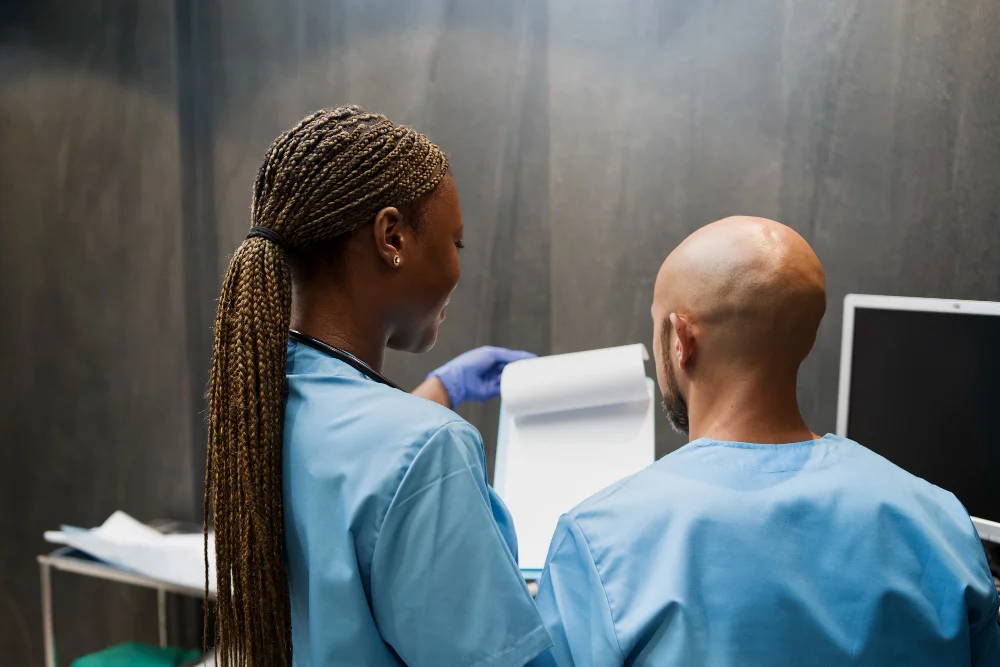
[687,373,816,445]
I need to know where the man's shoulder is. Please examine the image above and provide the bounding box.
[566,440,728,519]
[841,437,970,514]
[565,435,976,547]
[565,453,681,530]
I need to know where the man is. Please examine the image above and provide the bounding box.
[529,217,1000,666]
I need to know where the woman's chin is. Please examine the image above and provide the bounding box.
[388,323,440,354]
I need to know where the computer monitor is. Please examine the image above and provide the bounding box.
[836,295,1000,544]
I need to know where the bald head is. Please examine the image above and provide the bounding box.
[654,216,826,370]
[651,216,825,440]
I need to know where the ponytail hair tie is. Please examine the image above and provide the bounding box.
[246,225,287,249]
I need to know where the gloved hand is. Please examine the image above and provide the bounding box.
[428,346,535,407]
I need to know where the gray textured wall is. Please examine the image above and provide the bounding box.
[0,2,204,664]
[205,0,1000,464]
[2,0,999,664]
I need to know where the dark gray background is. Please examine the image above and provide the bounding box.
[2,0,998,663]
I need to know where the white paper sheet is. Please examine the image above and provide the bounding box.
[494,344,656,572]
[45,511,216,593]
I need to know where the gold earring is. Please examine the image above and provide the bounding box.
[393,254,401,267]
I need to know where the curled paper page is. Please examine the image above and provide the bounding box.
[494,344,656,572]
[501,344,651,418]
[45,511,216,594]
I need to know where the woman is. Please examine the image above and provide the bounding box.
[206,106,552,667]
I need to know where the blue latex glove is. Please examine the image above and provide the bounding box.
[428,346,536,407]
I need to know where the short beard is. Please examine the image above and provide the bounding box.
[661,341,690,437]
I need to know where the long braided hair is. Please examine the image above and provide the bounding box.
[205,105,449,667]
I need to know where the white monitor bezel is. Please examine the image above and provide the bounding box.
[836,294,1000,543]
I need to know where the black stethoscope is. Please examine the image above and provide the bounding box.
[289,330,402,390]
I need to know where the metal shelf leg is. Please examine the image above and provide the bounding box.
[40,561,56,667]
[157,588,167,647]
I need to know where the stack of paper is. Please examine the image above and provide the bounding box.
[45,511,215,593]
[494,344,656,572]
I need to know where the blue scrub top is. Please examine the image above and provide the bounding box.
[530,435,1000,666]
[283,339,552,667]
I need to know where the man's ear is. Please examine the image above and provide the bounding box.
[669,312,696,371]
[372,206,406,268]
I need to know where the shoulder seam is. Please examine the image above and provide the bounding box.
[569,515,626,661]
[571,470,641,514]
[373,420,481,536]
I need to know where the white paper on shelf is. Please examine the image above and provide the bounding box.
[44,510,216,593]
[494,344,656,571]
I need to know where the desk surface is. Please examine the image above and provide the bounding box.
[41,546,536,601]
[38,547,214,600]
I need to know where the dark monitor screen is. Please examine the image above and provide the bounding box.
[846,307,1000,523]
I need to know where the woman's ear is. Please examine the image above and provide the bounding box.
[372,206,406,268]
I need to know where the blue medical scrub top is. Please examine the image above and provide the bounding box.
[283,339,552,667]
[530,435,1000,666]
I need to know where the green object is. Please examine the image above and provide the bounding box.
[71,642,201,667]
